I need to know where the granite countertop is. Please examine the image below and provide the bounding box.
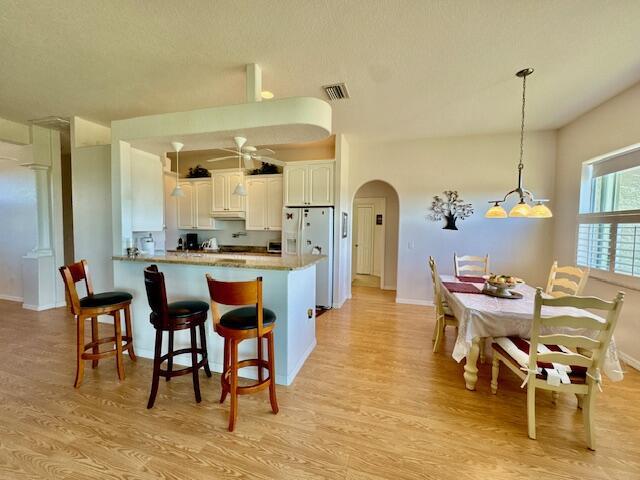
[113,251,325,271]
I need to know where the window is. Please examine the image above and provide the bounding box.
[577,145,640,278]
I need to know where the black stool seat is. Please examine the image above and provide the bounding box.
[220,307,276,330]
[80,291,133,308]
[168,300,209,318]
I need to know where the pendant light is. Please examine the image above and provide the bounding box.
[232,136,247,196]
[485,68,552,219]
[170,141,185,197]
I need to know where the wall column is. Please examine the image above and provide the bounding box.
[21,126,62,310]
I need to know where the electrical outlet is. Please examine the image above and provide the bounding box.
[408,241,415,250]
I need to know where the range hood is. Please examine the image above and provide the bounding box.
[211,211,246,220]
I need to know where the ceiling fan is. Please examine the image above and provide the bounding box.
[207,136,285,169]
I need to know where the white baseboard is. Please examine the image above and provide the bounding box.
[23,303,60,311]
[332,297,347,309]
[619,351,640,372]
[382,285,396,291]
[395,297,434,306]
[0,294,23,303]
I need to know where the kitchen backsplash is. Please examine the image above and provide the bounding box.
[168,220,279,250]
[132,230,166,251]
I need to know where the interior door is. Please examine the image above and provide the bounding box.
[355,205,374,274]
[267,176,283,230]
[227,171,244,211]
[245,177,267,230]
[211,173,226,212]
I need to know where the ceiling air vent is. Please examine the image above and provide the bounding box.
[322,83,350,101]
[29,116,70,130]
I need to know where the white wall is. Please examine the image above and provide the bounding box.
[0,143,36,301]
[348,131,557,305]
[554,80,640,366]
[354,181,399,289]
[71,145,114,292]
[333,134,352,308]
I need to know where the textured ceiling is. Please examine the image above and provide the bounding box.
[2,0,640,141]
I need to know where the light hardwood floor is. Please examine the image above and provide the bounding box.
[1,287,639,479]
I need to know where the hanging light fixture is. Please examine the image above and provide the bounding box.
[232,136,248,196]
[170,141,185,197]
[485,68,552,219]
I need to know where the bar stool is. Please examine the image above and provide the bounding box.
[59,259,136,388]
[206,275,278,432]
[144,265,211,409]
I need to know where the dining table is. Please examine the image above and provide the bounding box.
[439,274,625,391]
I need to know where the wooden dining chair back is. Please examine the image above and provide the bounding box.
[428,256,458,353]
[143,265,170,326]
[206,274,278,431]
[491,288,624,450]
[59,260,135,387]
[453,253,489,277]
[545,261,590,297]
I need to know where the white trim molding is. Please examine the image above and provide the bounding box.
[395,297,433,307]
[619,351,640,372]
[0,294,23,303]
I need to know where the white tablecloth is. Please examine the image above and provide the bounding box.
[440,275,624,381]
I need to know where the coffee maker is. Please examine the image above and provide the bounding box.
[185,233,199,250]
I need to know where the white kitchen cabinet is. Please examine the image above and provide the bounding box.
[131,148,164,231]
[176,179,215,230]
[210,169,246,214]
[176,181,194,229]
[283,160,334,206]
[246,174,283,231]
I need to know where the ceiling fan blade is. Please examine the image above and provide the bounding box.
[255,148,275,156]
[216,148,238,155]
[207,155,236,162]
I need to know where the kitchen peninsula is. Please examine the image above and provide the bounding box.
[113,252,325,385]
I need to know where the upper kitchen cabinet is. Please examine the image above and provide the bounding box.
[246,174,283,231]
[131,148,164,231]
[211,169,245,217]
[283,160,334,206]
[177,179,215,230]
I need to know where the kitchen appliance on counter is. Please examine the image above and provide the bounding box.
[282,207,333,308]
[139,233,155,257]
[267,240,281,254]
[185,233,199,250]
[201,237,219,252]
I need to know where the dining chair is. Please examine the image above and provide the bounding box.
[545,261,590,297]
[453,253,489,277]
[206,275,278,432]
[428,257,458,353]
[490,288,624,450]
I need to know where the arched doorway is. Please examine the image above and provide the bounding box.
[351,180,399,290]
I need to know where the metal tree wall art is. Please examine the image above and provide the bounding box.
[428,190,474,230]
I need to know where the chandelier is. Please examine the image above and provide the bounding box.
[485,68,552,219]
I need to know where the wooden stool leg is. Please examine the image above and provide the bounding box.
[190,326,202,404]
[74,315,85,388]
[123,304,137,361]
[267,331,279,415]
[229,339,239,432]
[220,337,229,404]
[91,316,99,368]
[257,336,264,383]
[113,310,125,381]
[166,330,174,382]
[198,322,211,377]
[147,329,163,409]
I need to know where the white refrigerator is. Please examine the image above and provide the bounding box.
[282,207,334,309]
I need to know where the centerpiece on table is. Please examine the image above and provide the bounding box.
[483,274,524,299]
